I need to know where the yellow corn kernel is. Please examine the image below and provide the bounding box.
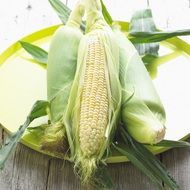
[79,34,109,156]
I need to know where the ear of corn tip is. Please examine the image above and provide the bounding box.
[122,98,166,144]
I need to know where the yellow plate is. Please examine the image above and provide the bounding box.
[0,24,190,163]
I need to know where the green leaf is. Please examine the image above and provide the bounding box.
[100,0,113,25]
[142,54,158,65]
[28,100,49,120]
[114,127,179,190]
[0,100,49,169]
[48,0,71,24]
[113,145,163,189]
[151,140,190,148]
[129,29,190,43]
[48,0,85,31]
[129,9,159,65]
[20,41,48,64]
[91,164,117,190]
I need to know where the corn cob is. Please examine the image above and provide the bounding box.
[64,0,121,183]
[79,34,109,156]
[40,1,84,153]
[113,25,166,144]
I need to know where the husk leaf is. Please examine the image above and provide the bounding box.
[41,1,84,153]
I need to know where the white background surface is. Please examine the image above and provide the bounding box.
[1,0,190,54]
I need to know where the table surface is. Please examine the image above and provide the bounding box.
[0,0,190,189]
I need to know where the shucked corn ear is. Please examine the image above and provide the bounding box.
[40,1,84,153]
[113,26,166,144]
[64,0,121,183]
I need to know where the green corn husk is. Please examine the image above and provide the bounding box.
[64,0,121,183]
[40,1,85,153]
[113,25,166,144]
